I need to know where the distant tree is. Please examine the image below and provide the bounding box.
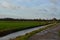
[52,18,57,21]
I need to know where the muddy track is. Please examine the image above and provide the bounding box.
[29,24,60,40]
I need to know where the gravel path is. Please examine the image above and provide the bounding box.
[29,24,60,40]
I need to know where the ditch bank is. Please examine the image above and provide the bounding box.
[0,24,51,40]
[0,23,49,37]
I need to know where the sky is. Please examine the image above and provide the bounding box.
[0,0,60,19]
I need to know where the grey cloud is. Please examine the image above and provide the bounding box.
[0,1,21,10]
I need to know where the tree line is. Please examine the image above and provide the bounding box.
[0,18,60,21]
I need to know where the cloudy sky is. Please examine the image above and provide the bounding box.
[0,0,60,19]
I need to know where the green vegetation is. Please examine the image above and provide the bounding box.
[10,23,58,40]
[0,21,47,30]
[0,21,50,36]
[58,31,60,37]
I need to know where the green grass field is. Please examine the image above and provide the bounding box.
[0,21,49,30]
[0,21,50,36]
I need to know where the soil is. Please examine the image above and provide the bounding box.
[28,24,60,40]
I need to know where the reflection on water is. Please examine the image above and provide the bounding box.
[0,26,45,40]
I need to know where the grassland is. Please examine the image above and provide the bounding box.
[58,31,60,37]
[0,21,50,37]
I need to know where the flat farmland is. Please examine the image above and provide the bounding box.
[0,21,50,37]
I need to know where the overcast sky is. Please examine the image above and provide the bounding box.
[0,0,60,19]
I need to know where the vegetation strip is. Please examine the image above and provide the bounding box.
[10,23,58,40]
[58,31,60,37]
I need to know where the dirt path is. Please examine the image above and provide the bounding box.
[28,24,60,40]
